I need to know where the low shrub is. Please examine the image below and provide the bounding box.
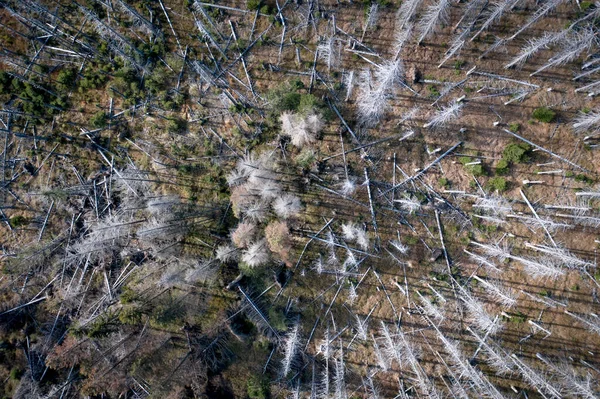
[495,159,509,175]
[247,375,270,399]
[502,142,531,164]
[532,107,556,123]
[487,177,507,192]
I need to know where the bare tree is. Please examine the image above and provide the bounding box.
[467,327,514,375]
[371,333,389,371]
[241,239,270,268]
[185,260,218,284]
[341,222,369,251]
[318,36,342,71]
[465,249,502,274]
[389,238,409,255]
[565,310,600,336]
[417,0,450,44]
[511,254,565,279]
[507,0,564,41]
[273,193,302,219]
[394,195,421,213]
[216,244,239,263]
[473,240,565,278]
[471,0,520,41]
[228,152,283,220]
[532,28,597,76]
[505,32,564,69]
[281,323,301,376]
[379,321,403,366]
[473,194,512,218]
[472,275,516,308]
[362,3,380,40]
[339,178,357,196]
[393,23,414,57]
[525,243,593,270]
[280,112,324,148]
[238,286,280,340]
[158,260,188,288]
[416,291,445,322]
[357,58,405,126]
[333,345,347,399]
[231,221,258,248]
[456,281,503,334]
[426,315,505,399]
[537,353,598,399]
[511,354,563,399]
[396,0,422,29]
[114,0,158,36]
[344,71,355,101]
[423,101,463,129]
[573,108,600,135]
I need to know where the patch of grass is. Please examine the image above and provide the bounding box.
[581,1,593,11]
[509,312,527,323]
[120,286,137,304]
[149,298,185,331]
[90,111,108,128]
[229,102,250,114]
[167,117,187,134]
[9,368,23,380]
[239,262,261,277]
[508,122,520,132]
[428,85,440,98]
[484,223,498,233]
[9,215,28,228]
[459,156,472,165]
[298,93,320,115]
[246,0,262,10]
[267,307,287,331]
[575,174,594,185]
[429,271,449,282]
[86,312,119,338]
[267,80,324,117]
[260,4,275,15]
[459,234,471,245]
[247,374,270,399]
[571,284,580,291]
[405,235,418,245]
[438,177,449,188]
[295,149,315,169]
[42,189,68,201]
[268,87,300,112]
[532,107,556,123]
[414,191,427,203]
[119,306,144,325]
